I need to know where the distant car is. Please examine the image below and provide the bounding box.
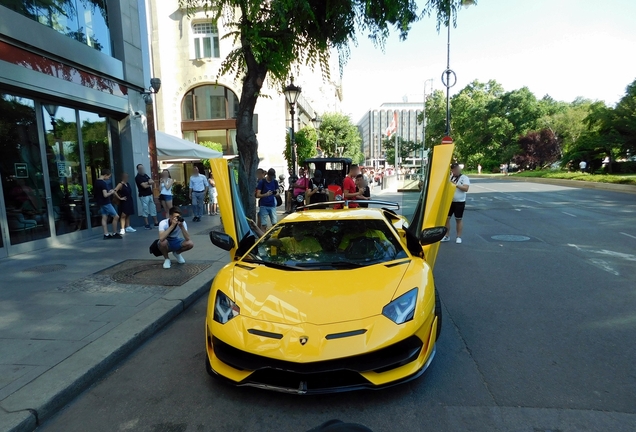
[205,146,456,394]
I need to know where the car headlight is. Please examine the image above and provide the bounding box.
[213,291,240,324]
[382,288,418,324]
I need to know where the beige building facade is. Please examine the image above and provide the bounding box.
[146,2,343,176]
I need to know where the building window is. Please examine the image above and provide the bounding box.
[181,85,239,121]
[181,85,239,155]
[0,0,112,56]
[191,22,220,59]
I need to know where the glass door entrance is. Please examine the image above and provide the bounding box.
[0,94,53,248]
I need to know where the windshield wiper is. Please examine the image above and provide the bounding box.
[241,258,306,271]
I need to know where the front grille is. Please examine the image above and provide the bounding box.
[245,369,370,393]
[212,335,422,374]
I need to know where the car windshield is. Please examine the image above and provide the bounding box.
[242,220,409,270]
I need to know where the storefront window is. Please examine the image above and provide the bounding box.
[0,94,52,245]
[0,0,111,56]
[80,111,112,228]
[42,105,88,235]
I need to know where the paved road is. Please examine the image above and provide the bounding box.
[38,178,636,432]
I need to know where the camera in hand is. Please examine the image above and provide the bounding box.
[177,216,185,223]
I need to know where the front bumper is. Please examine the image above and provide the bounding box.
[205,317,438,394]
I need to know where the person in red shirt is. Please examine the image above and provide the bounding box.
[343,164,366,208]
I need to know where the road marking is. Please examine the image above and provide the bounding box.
[474,185,499,192]
[588,259,620,276]
[562,211,577,217]
[523,198,543,204]
[620,232,636,240]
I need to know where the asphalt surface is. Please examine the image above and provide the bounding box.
[38,178,636,432]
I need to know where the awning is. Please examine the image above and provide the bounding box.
[156,130,223,162]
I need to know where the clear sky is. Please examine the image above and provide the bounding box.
[340,0,636,123]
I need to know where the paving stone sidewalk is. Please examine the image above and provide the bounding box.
[0,215,228,432]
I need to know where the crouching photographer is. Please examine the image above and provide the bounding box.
[157,206,194,269]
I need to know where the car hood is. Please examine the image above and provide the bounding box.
[230,262,410,325]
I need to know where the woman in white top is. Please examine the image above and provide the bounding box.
[158,169,174,217]
[208,172,218,215]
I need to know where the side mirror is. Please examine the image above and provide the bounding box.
[420,226,448,246]
[209,231,235,251]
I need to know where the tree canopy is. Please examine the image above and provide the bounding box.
[283,127,317,171]
[180,0,466,217]
[316,112,364,163]
[420,77,636,173]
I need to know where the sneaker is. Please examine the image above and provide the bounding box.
[125,227,136,233]
[103,234,112,240]
[112,233,123,239]
[144,225,152,230]
[154,223,159,227]
[173,252,186,264]
[456,237,462,244]
[119,228,125,235]
[193,216,199,222]
[163,259,171,269]
[441,236,450,242]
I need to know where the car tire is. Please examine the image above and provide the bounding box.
[434,288,442,341]
[205,355,214,377]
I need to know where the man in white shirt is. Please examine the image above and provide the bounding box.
[442,163,471,244]
[158,207,193,269]
[189,166,208,222]
[579,160,587,173]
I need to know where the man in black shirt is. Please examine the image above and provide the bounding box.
[135,164,158,229]
[94,169,121,239]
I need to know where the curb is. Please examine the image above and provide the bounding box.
[0,278,212,432]
[502,176,636,194]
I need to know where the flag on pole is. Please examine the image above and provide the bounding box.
[385,112,398,137]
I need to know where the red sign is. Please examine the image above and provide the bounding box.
[441,136,453,145]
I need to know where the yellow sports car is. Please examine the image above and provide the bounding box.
[205,144,455,394]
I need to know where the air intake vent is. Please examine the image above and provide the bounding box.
[248,329,283,339]
[325,329,367,340]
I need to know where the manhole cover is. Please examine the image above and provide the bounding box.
[491,235,531,242]
[97,260,211,287]
[21,264,67,274]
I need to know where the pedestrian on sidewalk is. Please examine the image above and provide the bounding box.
[158,206,194,269]
[343,164,362,208]
[355,174,371,208]
[256,168,280,231]
[208,172,218,215]
[442,163,470,244]
[114,172,135,234]
[135,164,159,229]
[158,169,174,219]
[94,169,121,239]
[478,164,482,175]
[255,168,265,226]
[189,166,208,222]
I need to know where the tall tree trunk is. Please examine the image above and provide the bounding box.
[235,46,267,218]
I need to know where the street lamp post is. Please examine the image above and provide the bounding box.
[312,115,322,157]
[283,76,302,176]
[141,78,162,185]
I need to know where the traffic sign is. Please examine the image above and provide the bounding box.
[441,136,453,145]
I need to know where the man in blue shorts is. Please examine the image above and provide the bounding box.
[158,207,194,269]
[94,169,121,239]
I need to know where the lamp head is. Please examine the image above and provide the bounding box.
[283,76,302,106]
[150,78,161,93]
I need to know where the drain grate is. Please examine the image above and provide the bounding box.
[491,235,531,242]
[97,260,211,287]
[21,264,67,274]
